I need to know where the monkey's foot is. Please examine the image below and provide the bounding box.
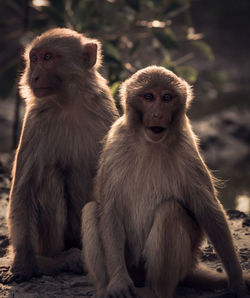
[107,276,136,298]
[0,264,41,284]
[59,248,85,274]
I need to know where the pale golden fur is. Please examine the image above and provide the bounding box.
[7,28,118,283]
[82,66,248,297]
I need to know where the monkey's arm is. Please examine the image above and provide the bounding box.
[189,158,247,295]
[100,200,136,296]
[9,119,36,240]
[7,115,40,282]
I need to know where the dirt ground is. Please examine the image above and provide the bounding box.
[0,157,249,298]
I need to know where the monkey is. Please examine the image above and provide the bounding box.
[5,28,119,283]
[82,66,249,298]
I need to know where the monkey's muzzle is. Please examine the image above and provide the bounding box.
[145,126,167,143]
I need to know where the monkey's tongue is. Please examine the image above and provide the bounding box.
[145,127,166,142]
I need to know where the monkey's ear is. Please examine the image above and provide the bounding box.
[82,43,97,68]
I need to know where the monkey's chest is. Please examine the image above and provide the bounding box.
[122,155,186,207]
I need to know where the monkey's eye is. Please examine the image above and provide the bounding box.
[30,54,37,63]
[143,93,154,101]
[162,93,173,102]
[44,53,52,61]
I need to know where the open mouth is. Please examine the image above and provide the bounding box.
[148,126,166,134]
[144,126,167,143]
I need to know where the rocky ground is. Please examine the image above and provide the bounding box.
[0,155,249,297]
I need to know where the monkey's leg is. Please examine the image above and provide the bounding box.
[144,200,197,298]
[35,168,66,257]
[82,202,108,297]
[64,169,89,249]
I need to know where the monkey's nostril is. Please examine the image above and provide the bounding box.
[34,76,39,81]
[153,113,159,118]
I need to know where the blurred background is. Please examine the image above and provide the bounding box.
[0,0,249,211]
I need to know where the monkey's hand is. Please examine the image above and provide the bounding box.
[59,248,85,274]
[107,273,136,298]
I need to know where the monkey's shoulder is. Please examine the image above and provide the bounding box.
[18,105,104,167]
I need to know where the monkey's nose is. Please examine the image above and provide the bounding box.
[153,112,162,119]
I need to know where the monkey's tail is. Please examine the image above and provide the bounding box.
[180,263,228,290]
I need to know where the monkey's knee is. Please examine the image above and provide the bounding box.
[144,200,195,297]
[82,201,98,220]
[145,199,194,260]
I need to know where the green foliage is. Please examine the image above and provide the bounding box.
[0,0,211,99]
[191,40,214,61]
[111,81,122,113]
[152,28,178,50]
[103,42,121,63]
[208,70,229,91]
[111,81,121,98]
[175,66,198,83]
[209,70,228,85]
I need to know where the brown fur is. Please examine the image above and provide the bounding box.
[82,66,248,297]
[6,28,118,283]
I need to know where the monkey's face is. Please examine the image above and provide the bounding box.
[28,47,62,98]
[137,88,181,143]
[122,67,191,144]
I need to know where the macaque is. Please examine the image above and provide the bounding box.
[82,66,249,297]
[6,28,118,283]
